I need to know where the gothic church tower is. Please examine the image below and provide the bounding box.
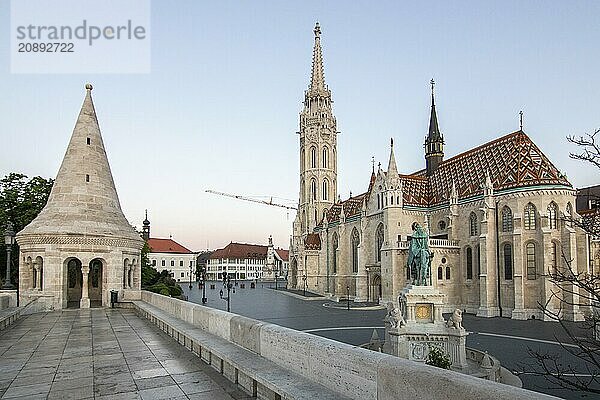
[425,79,444,176]
[298,22,338,232]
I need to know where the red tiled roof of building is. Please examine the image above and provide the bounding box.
[147,238,194,254]
[305,233,321,250]
[275,248,289,261]
[209,243,268,260]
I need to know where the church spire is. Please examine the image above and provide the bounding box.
[309,22,326,93]
[425,79,444,176]
[387,138,399,177]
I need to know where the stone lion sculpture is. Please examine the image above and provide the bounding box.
[446,308,463,330]
[386,302,405,329]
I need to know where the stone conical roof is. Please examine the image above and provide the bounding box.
[18,85,142,243]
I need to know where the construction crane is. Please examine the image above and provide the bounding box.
[205,190,298,211]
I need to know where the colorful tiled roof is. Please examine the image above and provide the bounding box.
[210,243,268,260]
[323,131,571,223]
[147,238,194,254]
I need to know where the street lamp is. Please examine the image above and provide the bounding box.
[302,272,307,297]
[3,221,15,290]
[201,271,207,304]
[219,273,235,312]
[346,285,350,311]
[188,264,193,290]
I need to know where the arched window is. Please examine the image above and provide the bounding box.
[377,194,381,209]
[526,242,537,279]
[438,266,443,280]
[469,212,478,236]
[445,266,451,280]
[351,228,360,273]
[301,179,305,201]
[566,202,573,227]
[375,223,384,263]
[310,179,317,201]
[310,147,316,168]
[503,243,513,280]
[301,148,305,170]
[322,180,329,201]
[501,206,513,232]
[332,233,338,274]
[322,147,328,168]
[466,247,473,279]
[548,202,558,229]
[524,203,537,230]
[551,241,558,276]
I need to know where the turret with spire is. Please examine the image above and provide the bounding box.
[142,210,151,241]
[425,79,444,176]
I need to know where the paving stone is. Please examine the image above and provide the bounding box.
[138,385,185,400]
[134,375,176,391]
[2,382,51,399]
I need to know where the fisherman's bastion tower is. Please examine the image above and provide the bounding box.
[16,84,144,311]
[290,24,588,321]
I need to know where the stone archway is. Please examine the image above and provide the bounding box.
[66,258,83,308]
[370,274,382,303]
[89,259,103,308]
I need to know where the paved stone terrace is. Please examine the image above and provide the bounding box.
[0,309,252,400]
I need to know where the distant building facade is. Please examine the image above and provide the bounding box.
[143,214,197,282]
[289,24,590,321]
[207,238,289,281]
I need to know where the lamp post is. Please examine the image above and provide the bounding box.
[188,264,193,290]
[3,221,15,290]
[302,272,307,297]
[274,269,278,291]
[346,285,350,311]
[201,271,207,304]
[219,273,234,312]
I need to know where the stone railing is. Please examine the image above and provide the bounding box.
[136,290,557,400]
[397,238,459,249]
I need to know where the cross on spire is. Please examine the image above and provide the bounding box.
[430,78,435,105]
[519,110,524,131]
[371,156,375,173]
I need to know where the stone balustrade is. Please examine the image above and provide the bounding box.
[137,290,557,400]
[397,238,459,249]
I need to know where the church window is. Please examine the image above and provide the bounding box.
[526,242,537,279]
[85,174,90,182]
[438,220,446,230]
[91,260,101,288]
[390,195,393,205]
[322,147,328,168]
[351,228,360,273]
[469,212,478,236]
[548,202,558,229]
[466,247,473,279]
[301,149,305,170]
[501,206,513,232]
[397,196,400,204]
[438,266,443,280]
[566,202,573,227]
[524,203,536,230]
[332,233,338,273]
[377,194,380,209]
[385,196,388,206]
[503,243,513,280]
[310,179,317,201]
[445,266,451,280]
[314,209,318,223]
[310,147,317,168]
[86,137,91,145]
[551,241,559,276]
[375,223,384,263]
[322,179,329,200]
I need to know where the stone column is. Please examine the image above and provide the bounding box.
[80,265,90,308]
[127,264,132,288]
[512,229,526,319]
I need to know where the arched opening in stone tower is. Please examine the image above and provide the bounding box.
[370,274,382,302]
[66,258,83,308]
[89,258,104,308]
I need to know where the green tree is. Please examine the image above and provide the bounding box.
[0,173,53,285]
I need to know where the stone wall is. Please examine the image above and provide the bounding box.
[140,291,557,400]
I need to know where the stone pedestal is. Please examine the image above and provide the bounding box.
[384,285,469,370]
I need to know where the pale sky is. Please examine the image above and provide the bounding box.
[1,1,599,252]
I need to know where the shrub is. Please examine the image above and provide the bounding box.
[426,345,452,369]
